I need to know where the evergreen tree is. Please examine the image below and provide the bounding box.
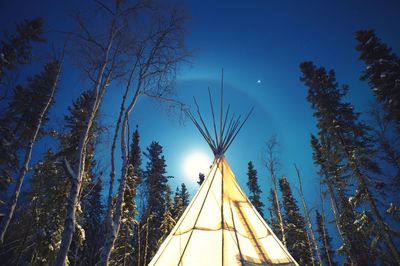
[301,61,400,264]
[0,18,46,190]
[0,59,61,243]
[246,161,264,217]
[355,30,400,126]
[79,177,104,266]
[128,127,144,266]
[59,90,100,265]
[111,170,138,266]
[111,127,142,266]
[197,173,205,186]
[3,60,60,142]
[315,210,337,266]
[267,188,282,240]
[159,186,175,245]
[173,183,190,221]
[173,186,184,221]
[368,103,400,191]
[141,141,169,264]
[356,31,400,190]
[311,135,373,265]
[179,183,190,208]
[60,90,98,165]
[0,18,45,85]
[279,176,312,265]
[56,1,131,260]
[8,150,69,265]
[29,153,68,265]
[3,91,99,265]
[129,126,143,181]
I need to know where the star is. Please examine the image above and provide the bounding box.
[257,80,261,84]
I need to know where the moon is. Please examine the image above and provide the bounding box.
[183,151,212,181]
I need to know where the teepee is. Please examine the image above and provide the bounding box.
[149,72,298,266]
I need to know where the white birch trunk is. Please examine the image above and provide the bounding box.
[265,138,287,247]
[106,63,138,227]
[55,93,98,266]
[55,60,112,266]
[98,87,140,266]
[273,177,286,247]
[137,223,141,266]
[325,178,354,264]
[294,164,322,265]
[319,192,335,266]
[305,227,316,266]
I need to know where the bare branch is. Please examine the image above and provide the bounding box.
[64,157,76,180]
[141,91,187,111]
[94,0,115,16]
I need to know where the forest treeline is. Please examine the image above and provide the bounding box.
[0,1,191,265]
[244,31,400,265]
[0,0,399,265]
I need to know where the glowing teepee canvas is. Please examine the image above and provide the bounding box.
[149,72,298,266]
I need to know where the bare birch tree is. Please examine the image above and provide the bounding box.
[294,163,322,265]
[55,1,135,264]
[99,3,189,264]
[263,136,286,246]
[318,183,337,266]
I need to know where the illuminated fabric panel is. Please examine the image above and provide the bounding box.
[149,158,298,266]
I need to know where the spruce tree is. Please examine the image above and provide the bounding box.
[111,127,142,265]
[59,90,100,265]
[311,134,373,265]
[128,127,143,266]
[0,59,61,243]
[159,186,175,244]
[279,176,312,265]
[179,183,190,208]
[368,103,400,191]
[173,186,184,221]
[246,161,264,217]
[356,31,400,190]
[0,18,45,85]
[13,150,69,265]
[79,177,104,266]
[315,210,337,266]
[173,183,190,221]
[301,61,400,264]
[142,141,169,264]
[5,91,99,265]
[60,90,98,165]
[64,96,99,195]
[129,126,143,181]
[0,18,46,190]
[197,173,205,186]
[267,188,282,240]
[111,170,138,266]
[355,30,400,125]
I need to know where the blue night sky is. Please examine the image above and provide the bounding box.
[2,0,400,254]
